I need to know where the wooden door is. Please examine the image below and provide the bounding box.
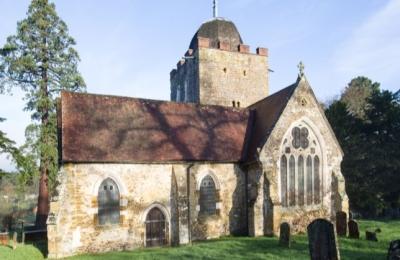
[145,208,167,247]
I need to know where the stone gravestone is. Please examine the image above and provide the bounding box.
[12,232,17,250]
[365,231,378,242]
[348,220,360,239]
[307,219,340,260]
[387,240,400,260]
[279,222,291,248]
[336,211,347,237]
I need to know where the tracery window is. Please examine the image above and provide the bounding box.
[280,124,323,208]
[199,175,217,215]
[98,178,120,225]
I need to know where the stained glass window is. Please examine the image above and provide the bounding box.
[314,156,320,204]
[298,155,305,206]
[289,156,296,206]
[292,127,301,148]
[280,155,287,207]
[281,125,322,208]
[199,175,217,215]
[300,127,309,149]
[306,156,313,205]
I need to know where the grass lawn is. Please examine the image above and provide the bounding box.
[0,220,399,259]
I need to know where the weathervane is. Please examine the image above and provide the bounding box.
[213,0,219,18]
[298,61,305,77]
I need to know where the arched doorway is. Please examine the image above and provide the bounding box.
[145,207,167,247]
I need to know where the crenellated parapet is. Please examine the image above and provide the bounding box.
[170,34,270,107]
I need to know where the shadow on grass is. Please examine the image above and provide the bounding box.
[24,240,48,258]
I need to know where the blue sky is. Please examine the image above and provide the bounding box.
[0,0,399,170]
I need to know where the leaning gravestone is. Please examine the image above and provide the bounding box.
[365,231,378,242]
[279,222,291,248]
[307,219,340,260]
[387,240,400,260]
[348,220,360,239]
[336,211,347,236]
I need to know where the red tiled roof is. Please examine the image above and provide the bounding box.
[244,82,297,162]
[59,92,251,163]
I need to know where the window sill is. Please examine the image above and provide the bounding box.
[95,223,122,230]
[280,204,325,213]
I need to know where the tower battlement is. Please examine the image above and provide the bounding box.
[170,19,269,108]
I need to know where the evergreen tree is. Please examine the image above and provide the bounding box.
[341,76,380,119]
[326,79,400,217]
[0,0,86,227]
[0,118,19,173]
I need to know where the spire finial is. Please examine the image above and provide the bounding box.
[213,0,219,18]
[298,61,305,77]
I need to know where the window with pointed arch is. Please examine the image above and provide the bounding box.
[280,123,323,208]
[98,178,120,225]
[199,175,217,215]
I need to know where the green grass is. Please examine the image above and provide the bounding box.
[0,220,399,259]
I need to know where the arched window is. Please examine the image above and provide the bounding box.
[298,155,304,206]
[280,122,323,208]
[280,155,287,207]
[199,175,217,215]
[289,155,296,206]
[98,178,120,225]
[314,156,320,204]
[306,155,313,205]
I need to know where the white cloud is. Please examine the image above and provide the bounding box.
[334,0,400,82]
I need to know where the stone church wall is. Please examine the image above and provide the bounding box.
[48,162,246,258]
[251,78,348,236]
[198,47,268,107]
[170,41,269,108]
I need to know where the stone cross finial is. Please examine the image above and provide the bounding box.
[213,0,219,18]
[298,61,305,77]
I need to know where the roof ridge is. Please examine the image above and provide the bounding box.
[248,80,298,108]
[61,90,249,113]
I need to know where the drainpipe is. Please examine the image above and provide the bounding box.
[186,163,194,245]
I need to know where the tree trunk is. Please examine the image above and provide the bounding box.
[35,102,50,228]
[35,165,49,228]
[35,39,50,228]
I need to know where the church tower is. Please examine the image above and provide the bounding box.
[170,3,269,108]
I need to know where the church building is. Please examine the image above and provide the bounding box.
[47,7,348,258]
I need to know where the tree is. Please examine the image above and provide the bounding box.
[326,79,400,217]
[0,0,86,227]
[362,90,400,213]
[0,118,20,173]
[341,76,380,119]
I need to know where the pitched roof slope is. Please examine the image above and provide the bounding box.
[59,92,251,163]
[244,81,298,162]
